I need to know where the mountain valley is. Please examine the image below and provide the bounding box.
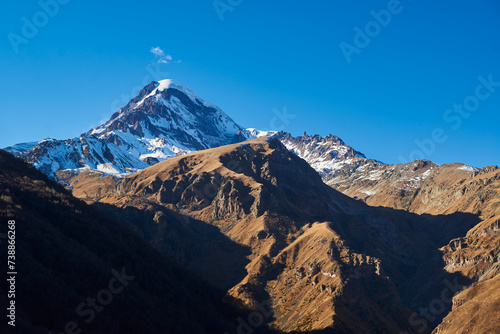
[3,79,500,334]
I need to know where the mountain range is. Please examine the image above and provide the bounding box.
[3,79,499,334]
[6,80,241,179]
[5,80,377,187]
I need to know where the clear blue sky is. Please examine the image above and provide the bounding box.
[1,0,499,167]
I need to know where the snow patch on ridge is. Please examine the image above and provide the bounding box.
[4,141,40,153]
[458,165,479,172]
[241,128,277,139]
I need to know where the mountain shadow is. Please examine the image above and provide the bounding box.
[0,149,271,334]
[91,201,252,292]
[332,205,479,332]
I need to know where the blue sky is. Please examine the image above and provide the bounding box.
[1,0,499,167]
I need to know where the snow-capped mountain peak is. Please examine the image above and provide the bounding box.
[134,79,218,110]
[90,79,238,137]
[7,80,243,180]
[6,79,377,188]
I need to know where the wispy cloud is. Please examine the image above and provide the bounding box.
[150,47,181,64]
[150,46,164,57]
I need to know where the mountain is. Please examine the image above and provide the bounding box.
[0,149,274,334]
[275,132,376,176]
[315,158,500,333]
[429,166,500,334]
[234,131,382,192]
[5,78,500,333]
[5,80,380,192]
[6,79,386,189]
[72,137,486,333]
[270,134,500,333]
[6,79,242,181]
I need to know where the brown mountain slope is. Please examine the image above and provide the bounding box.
[431,274,500,334]
[0,149,267,334]
[332,160,500,284]
[327,159,500,333]
[93,137,411,333]
[327,159,498,218]
[72,137,483,333]
[433,168,500,334]
[439,165,500,282]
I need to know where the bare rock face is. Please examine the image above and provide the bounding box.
[212,179,252,220]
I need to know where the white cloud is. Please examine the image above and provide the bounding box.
[150,47,180,64]
[150,47,165,57]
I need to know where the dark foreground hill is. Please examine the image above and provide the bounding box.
[0,149,269,334]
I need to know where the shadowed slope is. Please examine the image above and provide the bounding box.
[0,149,267,334]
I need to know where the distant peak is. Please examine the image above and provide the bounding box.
[155,79,180,91]
[133,79,218,110]
[152,79,197,97]
[156,78,173,86]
